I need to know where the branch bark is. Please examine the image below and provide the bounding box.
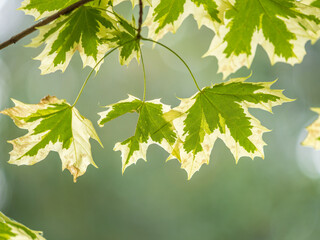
[136,0,143,39]
[0,0,93,50]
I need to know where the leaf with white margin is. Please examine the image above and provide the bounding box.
[0,96,102,182]
[168,77,293,179]
[20,0,80,20]
[26,5,117,74]
[98,95,176,173]
[107,15,141,65]
[19,0,116,20]
[144,0,224,41]
[302,108,320,149]
[0,211,46,240]
[19,0,150,20]
[204,0,320,78]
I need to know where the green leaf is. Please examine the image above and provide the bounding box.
[20,0,80,19]
[98,95,176,172]
[168,77,293,179]
[312,0,320,8]
[27,5,117,74]
[0,211,45,240]
[145,0,186,40]
[108,16,140,65]
[0,96,102,182]
[302,108,320,149]
[19,0,114,19]
[145,0,223,40]
[146,0,320,78]
[204,0,320,78]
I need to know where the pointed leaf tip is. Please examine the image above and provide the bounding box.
[99,95,177,172]
[170,78,292,178]
[2,96,101,181]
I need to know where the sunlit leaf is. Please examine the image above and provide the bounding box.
[0,211,45,240]
[145,0,320,78]
[168,77,293,179]
[302,108,320,149]
[98,95,176,173]
[144,0,224,41]
[26,5,118,74]
[204,0,320,78]
[107,15,140,65]
[0,96,102,182]
[20,0,80,19]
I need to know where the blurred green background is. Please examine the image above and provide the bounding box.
[1,1,320,239]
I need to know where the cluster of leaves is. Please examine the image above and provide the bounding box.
[19,0,320,77]
[1,0,320,182]
[1,0,320,238]
[0,211,45,240]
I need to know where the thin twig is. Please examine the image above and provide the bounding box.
[136,0,143,39]
[0,0,93,50]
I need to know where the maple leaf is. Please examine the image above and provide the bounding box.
[204,0,320,78]
[302,108,320,149]
[0,211,45,240]
[144,0,224,41]
[168,77,293,179]
[107,15,141,65]
[0,96,102,182]
[145,0,320,78]
[20,0,80,19]
[98,95,176,173]
[25,4,118,74]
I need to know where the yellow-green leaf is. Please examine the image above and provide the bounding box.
[0,211,45,240]
[144,0,224,41]
[302,108,320,149]
[98,95,176,173]
[204,0,320,78]
[1,96,102,182]
[146,0,320,78]
[168,77,293,179]
[26,5,117,74]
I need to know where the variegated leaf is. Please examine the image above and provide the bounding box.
[20,0,80,20]
[98,95,176,173]
[302,108,320,149]
[168,77,293,179]
[204,0,320,78]
[145,0,320,78]
[0,211,46,240]
[26,5,117,74]
[107,15,140,65]
[144,0,225,41]
[0,96,102,182]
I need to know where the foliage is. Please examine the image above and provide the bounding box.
[302,108,320,150]
[1,96,102,183]
[0,211,45,240]
[1,0,320,180]
[167,77,292,178]
[1,0,320,238]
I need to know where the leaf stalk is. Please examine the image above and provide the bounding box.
[141,37,202,92]
[139,47,147,102]
[72,40,135,107]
